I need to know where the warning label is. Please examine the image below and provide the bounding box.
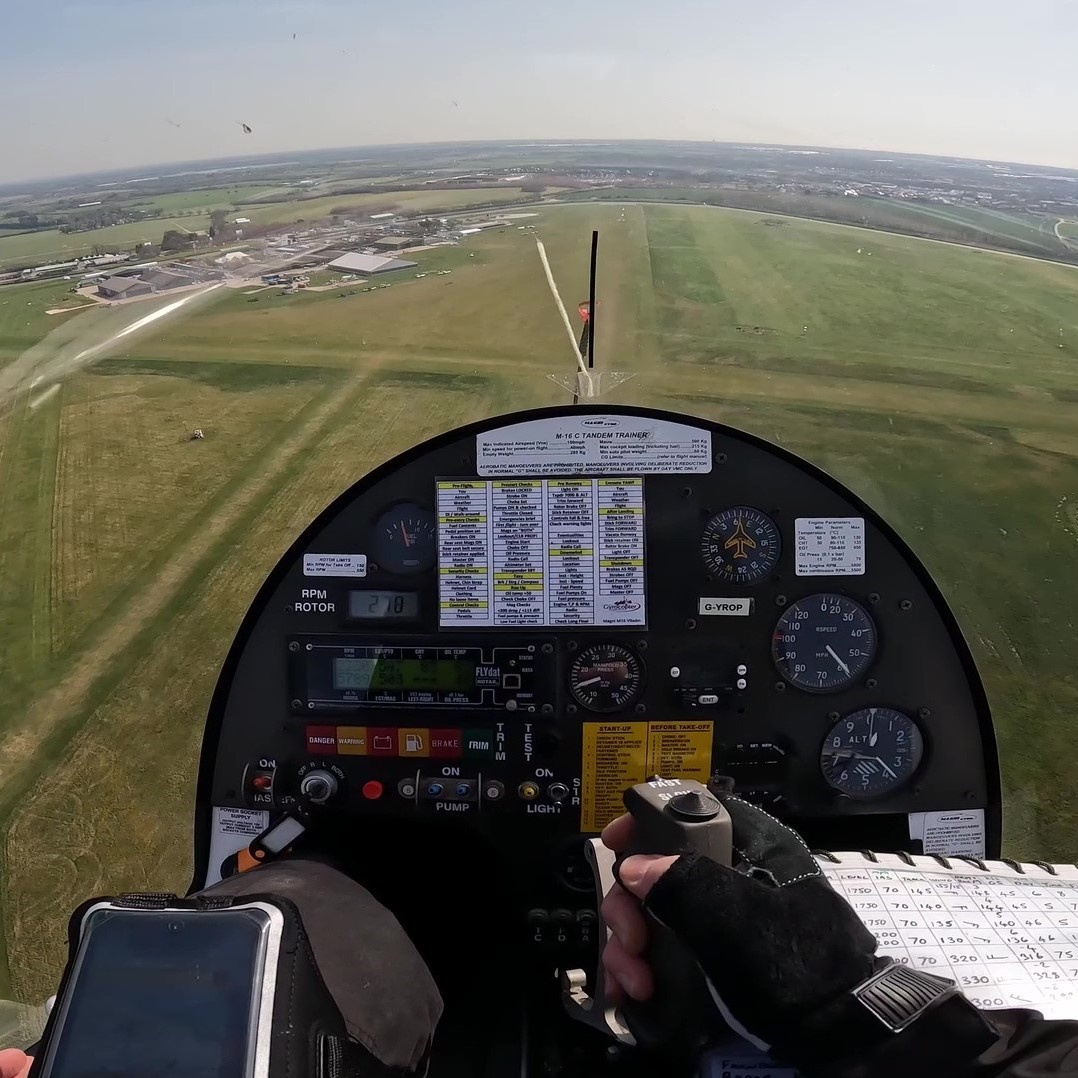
[580,721,715,833]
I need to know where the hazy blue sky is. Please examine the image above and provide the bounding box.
[3,0,1077,182]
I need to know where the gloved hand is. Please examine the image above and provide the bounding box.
[601,797,884,1070]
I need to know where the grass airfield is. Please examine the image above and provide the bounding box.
[2,202,1078,999]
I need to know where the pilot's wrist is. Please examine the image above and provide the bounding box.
[774,960,999,1078]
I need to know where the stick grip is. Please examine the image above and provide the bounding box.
[617,779,732,1059]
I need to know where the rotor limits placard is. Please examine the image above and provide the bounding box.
[436,477,646,628]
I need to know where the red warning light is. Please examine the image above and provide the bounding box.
[577,302,591,323]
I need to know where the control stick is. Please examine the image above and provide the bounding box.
[561,777,733,1060]
[617,778,732,1059]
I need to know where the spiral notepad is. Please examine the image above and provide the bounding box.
[711,851,1078,1078]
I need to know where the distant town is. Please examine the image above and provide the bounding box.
[3,140,1078,297]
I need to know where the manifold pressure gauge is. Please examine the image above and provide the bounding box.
[569,644,644,713]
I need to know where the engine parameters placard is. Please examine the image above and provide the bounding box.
[437,477,646,627]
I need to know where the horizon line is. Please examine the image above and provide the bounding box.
[5,136,1078,190]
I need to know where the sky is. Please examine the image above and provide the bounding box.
[3,0,1078,183]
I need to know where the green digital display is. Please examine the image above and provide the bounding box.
[332,657,475,692]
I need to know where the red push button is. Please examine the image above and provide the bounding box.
[252,775,272,791]
[362,780,384,801]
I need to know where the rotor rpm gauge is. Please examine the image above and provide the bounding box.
[701,506,782,584]
[372,503,436,575]
[772,594,877,692]
[820,708,924,799]
[569,644,644,713]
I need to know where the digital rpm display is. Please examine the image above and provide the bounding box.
[701,507,781,584]
[772,594,877,692]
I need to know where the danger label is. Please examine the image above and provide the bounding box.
[580,721,715,833]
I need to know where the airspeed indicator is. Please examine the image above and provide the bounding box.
[772,594,877,693]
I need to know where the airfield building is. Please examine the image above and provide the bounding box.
[97,276,154,299]
[326,253,418,275]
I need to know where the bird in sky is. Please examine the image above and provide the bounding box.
[237,122,253,134]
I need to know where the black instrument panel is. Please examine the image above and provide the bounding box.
[193,405,1001,895]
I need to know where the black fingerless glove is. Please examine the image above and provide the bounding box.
[639,797,878,1059]
[636,798,997,1075]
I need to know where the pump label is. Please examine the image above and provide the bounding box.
[580,721,714,833]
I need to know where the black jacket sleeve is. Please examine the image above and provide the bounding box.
[821,1005,1078,1078]
[972,1010,1078,1076]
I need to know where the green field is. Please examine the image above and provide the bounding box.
[233,186,535,225]
[122,185,275,215]
[0,186,536,269]
[866,199,1062,253]
[3,202,1078,1002]
[0,215,202,268]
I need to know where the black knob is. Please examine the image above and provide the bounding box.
[667,789,722,820]
[300,769,338,804]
